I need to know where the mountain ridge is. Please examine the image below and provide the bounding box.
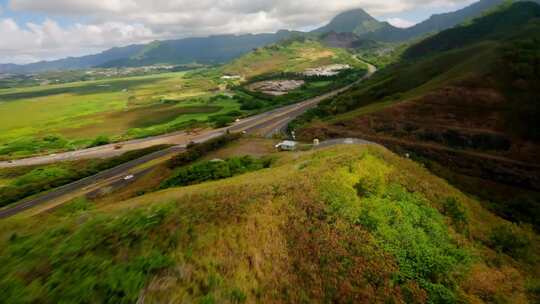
[362,0,507,42]
[0,0,530,74]
[0,31,296,74]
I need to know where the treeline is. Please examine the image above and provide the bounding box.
[161,156,272,189]
[167,133,242,169]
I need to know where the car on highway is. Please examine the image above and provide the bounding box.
[123,175,134,180]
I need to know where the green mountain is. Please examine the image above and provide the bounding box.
[294,1,540,228]
[313,0,518,43]
[0,44,147,74]
[0,31,296,73]
[101,31,297,68]
[312,8,390,35]
[363,0,508,42]
[403,1,540,58]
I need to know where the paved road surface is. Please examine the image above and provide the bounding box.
[315,138,378,148]
[0,63,376,219]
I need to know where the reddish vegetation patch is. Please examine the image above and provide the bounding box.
[283,182,405,303]
[463,264,527,303]
[299,86,540,191]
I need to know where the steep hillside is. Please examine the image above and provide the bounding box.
[404,1,540,58]
[1,145,538,303]
[363,0,507,42]
[294,2,540,228]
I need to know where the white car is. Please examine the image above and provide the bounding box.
[123,175,134,180]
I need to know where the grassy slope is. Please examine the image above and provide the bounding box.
[222,39,365,78]
[0,145,538,303]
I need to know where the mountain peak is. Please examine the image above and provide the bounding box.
[334,8,376,22]
[313,8,388,35]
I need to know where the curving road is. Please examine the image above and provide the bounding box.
[0,62,376,219]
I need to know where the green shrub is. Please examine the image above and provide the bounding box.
[211,116,235,128]
[12,167,71,187]
[167,133,242,169]
[0,206,175,303]
[358,186,468,303]
[442,197,468,233]
[229,288,247,303]
[89,135,111,147]
[489,223,532,259]
[0,135,70,158]
[162,156,271,188]
[319,156,468,303]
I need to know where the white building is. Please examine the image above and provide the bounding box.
[275,141,298,151]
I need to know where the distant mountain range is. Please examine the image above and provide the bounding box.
[0,0,529,74]
[0,31,297,74]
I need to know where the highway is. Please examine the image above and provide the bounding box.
[0,63,376,219]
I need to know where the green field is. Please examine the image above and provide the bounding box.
[0,70,239,159]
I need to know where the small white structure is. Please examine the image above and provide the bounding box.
[221,75,242,80]
[275,140,298,151]
[313,138,320,146]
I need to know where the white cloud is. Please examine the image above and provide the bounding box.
[0,18,157,63]
[386,18,416,28]
[2,0,475,63]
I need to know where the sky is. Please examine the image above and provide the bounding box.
[0,0,476,64]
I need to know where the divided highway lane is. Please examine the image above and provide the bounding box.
[0,146,185,219]
[0,62,377,219]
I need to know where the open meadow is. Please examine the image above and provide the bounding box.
[0,70,241,159]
